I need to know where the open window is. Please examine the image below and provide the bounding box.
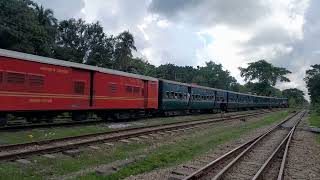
[165,91,170,98]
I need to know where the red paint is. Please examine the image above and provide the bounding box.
[0,55,158,112]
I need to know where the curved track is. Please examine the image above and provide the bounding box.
[182,110,305,180]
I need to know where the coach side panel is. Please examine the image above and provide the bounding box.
[93,72,158,110]
[0,56,91,112]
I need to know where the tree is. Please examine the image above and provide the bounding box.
[126,57,157,76]
[154,61,237,90]
[113,31,137,71]
[282,88,307,107]
[0,0,56,56]
[54,19,113,67]
[305,64,320,105]
[193,61,237,90]
[33,4,57,56]
[34,5,57,27]
[239,60,291,96]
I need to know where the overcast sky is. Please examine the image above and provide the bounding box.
[35,0,319,100]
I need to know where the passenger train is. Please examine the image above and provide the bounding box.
[0,49,288,125]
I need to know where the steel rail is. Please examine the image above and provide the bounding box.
[252,111,306,180]
[0,109,280,131]
[0,110,277,161]
[183,111,300,180]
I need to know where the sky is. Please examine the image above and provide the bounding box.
[35,0,320,100]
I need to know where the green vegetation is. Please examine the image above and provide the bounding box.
[0,125,112,144]
[309,113,320,143]
[282,88,308,107]
[0,111,288,180]
[0,113,232,145]
[81,111,288,180]
[1,0,301,94]
[305,64,320,113]
[239,60,292,96]
[0,142,149,180]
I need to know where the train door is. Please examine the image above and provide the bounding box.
[143,80,148,108]
[187,86,191,108]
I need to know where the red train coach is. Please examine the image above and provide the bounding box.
[0,49,158,123]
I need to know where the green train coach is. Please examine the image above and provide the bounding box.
[158,79,288,114]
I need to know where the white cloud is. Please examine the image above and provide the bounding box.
[34,0,316,100]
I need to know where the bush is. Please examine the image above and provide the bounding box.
[312,103,320,114]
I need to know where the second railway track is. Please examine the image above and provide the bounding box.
[181,110,306,180]
[0,110,280,161]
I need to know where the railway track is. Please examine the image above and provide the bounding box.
[0,109,281,131]
[0,110,280,161]
[179,110,305,180]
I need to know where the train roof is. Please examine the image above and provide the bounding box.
[159,79,287,99]
[0,48,158,81]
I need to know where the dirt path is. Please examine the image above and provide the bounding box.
[284,114,320,180]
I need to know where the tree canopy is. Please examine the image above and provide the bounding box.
[282,88,307,107]
[239,60,291,96]
[0,0,293,97]
[305,64,320,105]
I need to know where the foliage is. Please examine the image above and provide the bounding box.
[0,0,291,95]
[239,60,291,86]
[282,88,307,107]
[113,31,137,71]
[0,0,56,56]
[305,64,320,106]
[239,60,291,96]
[55,19,114,67]
[154,61,237,90]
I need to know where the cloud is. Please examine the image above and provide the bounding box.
[149,0,269,27]
[33,0,85,20]
[33,0,316,100]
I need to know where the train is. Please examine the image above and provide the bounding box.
[0,49,288,125]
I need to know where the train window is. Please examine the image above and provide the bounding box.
[7,72,25,84]
[74,81,85,94]
[108,83,117,94]
[165,91,170,98]
[126,86,133,94]
[174,93,178,99]
[29,75,44,87]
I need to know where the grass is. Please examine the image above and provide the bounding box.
[0,110,289,180]
[309,112,320,143]
[79,110,289,180]
[0,112,246,145]
[0,125,112,144]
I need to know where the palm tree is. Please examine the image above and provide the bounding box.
[113,31,137,71]
[34,5,57,27]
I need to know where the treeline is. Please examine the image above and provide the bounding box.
[0,0,240,90]
[305,65,320,112]
[0,0,309,106]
